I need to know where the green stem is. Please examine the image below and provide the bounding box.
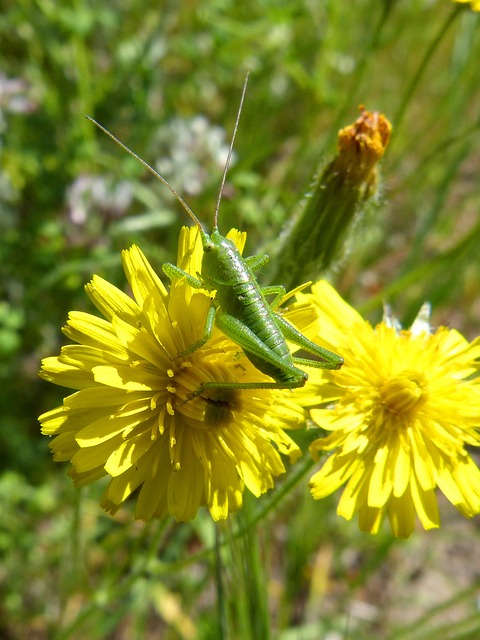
[215,522,228,640]
[232,456,317,539]
[392,6,462,137]
[237,496,271,640]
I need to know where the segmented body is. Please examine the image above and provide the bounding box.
[201,231,306,385]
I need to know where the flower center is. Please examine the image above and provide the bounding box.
[168,361,243,428]
[201,387,243,426]
[380,370,428,415]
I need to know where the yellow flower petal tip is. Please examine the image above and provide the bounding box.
[302,281,480,538]
[39,228,308,522]
[453,0,480,11]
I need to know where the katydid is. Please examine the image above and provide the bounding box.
[86,76,343,401]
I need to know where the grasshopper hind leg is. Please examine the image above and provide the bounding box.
[201,387,243,425]
[180,375,308,406]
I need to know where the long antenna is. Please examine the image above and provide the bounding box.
[85,115,203,228]
[213,71,250,231]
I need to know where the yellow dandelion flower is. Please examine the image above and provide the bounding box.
[297,281,480,537]
[453,0,480,11]
[39,227,308,522]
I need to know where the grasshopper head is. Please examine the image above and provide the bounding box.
[200,229,239,288]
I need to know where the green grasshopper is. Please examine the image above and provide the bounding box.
[86,77,343,400]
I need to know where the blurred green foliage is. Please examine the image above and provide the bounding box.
[1,0,480,638]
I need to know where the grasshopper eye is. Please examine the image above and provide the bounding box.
[204,241,215,252]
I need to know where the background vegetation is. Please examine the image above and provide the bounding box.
[1,0,479,638]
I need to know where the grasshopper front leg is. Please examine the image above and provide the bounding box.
[162,263,218,359]
[244,255,287,309]
[162,263,204,290]
[261,285,286,310]
[244,253,270,272]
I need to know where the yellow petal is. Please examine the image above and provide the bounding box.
[92,363,163,390]
[71,437,122,472]
[112,314,168,369]
[410,474,439,531]
[76,406,153,447]
[104,430,155,476]
[122,245,168,308]
[85,274,140,322]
